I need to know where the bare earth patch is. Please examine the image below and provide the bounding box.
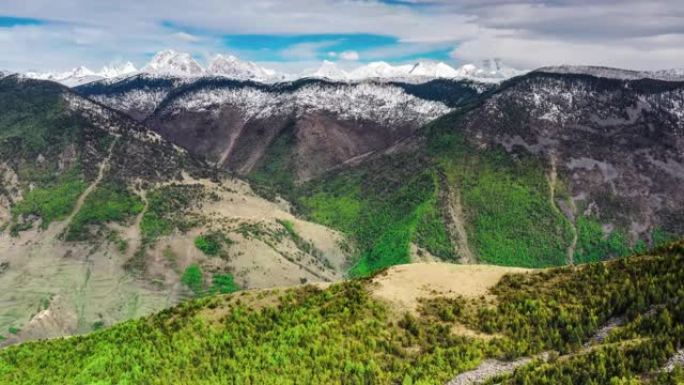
[371,263,531,315]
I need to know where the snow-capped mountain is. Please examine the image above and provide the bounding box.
[142,49,204,77]
[306,61,350,80]
[99,62,137,79]
[23,62,138,87]
[208,54,280,81]
[77,74,486,180]
[24,49,684,89]
[349,61,412,79]
[408,62,460,78]
[347,59,522,82]
[22,49,523,86]
[537,65,684,81]
[22,49,524,87]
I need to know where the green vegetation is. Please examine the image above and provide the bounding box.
[140,185,204,243]
[91,321,105,331]
[181,264,204,296]
[0,77,81,159]
[293,119,575,273]
[0,242,682,384]
[194,234,221,255]
[426,118,573,267]
[194,231,233,257]
[574,215,632,263]
[300,164,448,277]
[126,184,205,271]
[239,108,676,275]
[65,182,144,241]
[210,273,240,294]
[10,169,86,232]
[414,194,456,261]
[248,125,297,200]
[7,327,20,335]
[181,265,239,296]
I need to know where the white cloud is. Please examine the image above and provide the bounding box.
[338,50,359,61]
[280,41,337,60]
[173,31,200,42]
[0,0,682,72]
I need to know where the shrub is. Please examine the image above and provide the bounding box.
[181,264,204,295]
[210,274,240,294]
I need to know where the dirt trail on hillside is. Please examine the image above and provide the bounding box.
[60,137,118,236]
[126,190,148,259]
[548,155,577,265]
[439,173,475,264]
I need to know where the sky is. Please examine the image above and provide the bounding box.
[0,0,682,73]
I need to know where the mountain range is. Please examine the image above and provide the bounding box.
[20,49,524,86]
[0,54,683,384]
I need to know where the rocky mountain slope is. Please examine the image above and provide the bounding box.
[1,241,682,384]
[460,71,684,261]
[0,75,352,346]
[241,70,684,274]
[77,77,487,181]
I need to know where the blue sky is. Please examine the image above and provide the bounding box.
[158,20,454,64]
[0,16,45,27]
[0,0,682,72]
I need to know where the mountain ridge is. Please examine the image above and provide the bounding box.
[22,49,524,86]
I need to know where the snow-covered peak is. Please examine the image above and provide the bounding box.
[536,65,684,81]
[71,66,96,78]
[349,61,409,79]
[307,61,349,80]
[20,50,526,87]
[455,59,523,81]
[207,54,276,81]
[142,49,204,77]
[345,59,521,82]
[408,61,460,78]
[99,62,137,78]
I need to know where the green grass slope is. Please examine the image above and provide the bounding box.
[1,242,682,385]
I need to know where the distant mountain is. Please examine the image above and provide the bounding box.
[537,65,684,81]
[306,60,350,80]
[208,54,282,82]
[141,49,204,77]
[22,49,526,86]
[23,62,138,87]
[22,50,684,88]
[98,62,137,78]
[347,59,522,82]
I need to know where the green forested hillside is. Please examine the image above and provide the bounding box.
[248,108,666,276]
[1,242,682,385]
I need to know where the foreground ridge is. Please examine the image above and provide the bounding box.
[1,242,682,384]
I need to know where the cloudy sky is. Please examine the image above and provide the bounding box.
[0,0,682,72]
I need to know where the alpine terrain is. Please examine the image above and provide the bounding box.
[0,44,683,385]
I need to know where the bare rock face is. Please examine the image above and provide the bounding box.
[459,72,684,241]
